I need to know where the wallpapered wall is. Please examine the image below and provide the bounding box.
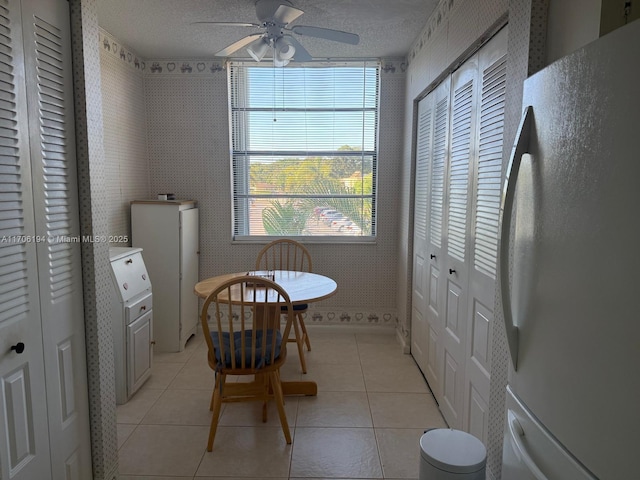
[71,1,119,479]
[99,29,151,241]
[144,63,405,328]
[98,32,408,328]
[397,0,548,478]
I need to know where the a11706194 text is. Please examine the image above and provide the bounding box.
[0,235,129,244]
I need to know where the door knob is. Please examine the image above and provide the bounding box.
[449,268,456,275]
[430,254,436,259]
[10,342,25,354]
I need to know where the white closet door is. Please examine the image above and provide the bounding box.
[463,26,508,443]
[411,93,434,375]
[21,0,92,477]
[424,79,450,401]
[0,1,51,479]
[439,54,479,429]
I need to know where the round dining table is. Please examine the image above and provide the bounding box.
[194,270,337,303]
[194,270,337,396]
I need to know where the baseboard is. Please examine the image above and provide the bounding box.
[305,323,396,335]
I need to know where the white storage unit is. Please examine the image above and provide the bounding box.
[108,247,154,404]
[131,200,200,352]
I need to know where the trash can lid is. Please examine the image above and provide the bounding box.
[420,429,487,474]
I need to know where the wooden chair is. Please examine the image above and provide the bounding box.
[200,275,294,451]
[255,239,312,373]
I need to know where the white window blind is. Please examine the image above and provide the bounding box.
[229,61,379,239]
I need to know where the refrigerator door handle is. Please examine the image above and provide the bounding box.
[499,106,533,370]
[507,410,549,480]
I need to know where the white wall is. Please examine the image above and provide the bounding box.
[546,0,602,64]
[141,59,407,326]
[99,29,151,243]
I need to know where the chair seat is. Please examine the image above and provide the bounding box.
[281,303,308,312]
[212,330,282,368]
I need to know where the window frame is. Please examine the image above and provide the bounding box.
[228,60,380,243]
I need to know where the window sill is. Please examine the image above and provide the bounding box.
[232,235,377,245]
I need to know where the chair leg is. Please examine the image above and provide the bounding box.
[270,371,292,444]
[257,373,268,422]
[209,373,219,411]
[207,374,225,452]
[292,315,307,374]
[298,313,311,351]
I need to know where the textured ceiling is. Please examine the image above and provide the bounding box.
[97,0,438,60]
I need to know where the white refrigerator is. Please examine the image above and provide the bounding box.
[499,20,640,480]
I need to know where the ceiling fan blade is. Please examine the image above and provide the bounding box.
[191,21,260,28]
[290,25,359,45]
[215,33,264,57]
[273,4,304,25]
[284,35,312,62]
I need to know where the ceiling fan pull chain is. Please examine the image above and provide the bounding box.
[273,65,277,122]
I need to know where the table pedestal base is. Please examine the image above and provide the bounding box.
[281,380,317,396]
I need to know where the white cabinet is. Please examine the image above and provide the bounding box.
[131,200,200,352]
[108,247,153,404]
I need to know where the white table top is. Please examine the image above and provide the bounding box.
[194,270,337,305]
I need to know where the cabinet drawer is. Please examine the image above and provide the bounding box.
[126,292,152,323]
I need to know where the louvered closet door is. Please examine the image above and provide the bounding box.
[411,93,434,375]
[463,26,508,443]
[423,79,450,401]
[21,0,92,477]
[438,55,479,429]
[0,1,51,479]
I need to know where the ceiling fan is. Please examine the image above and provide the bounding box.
[193,0,360,66]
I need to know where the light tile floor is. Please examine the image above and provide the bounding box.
[117,329,447,479]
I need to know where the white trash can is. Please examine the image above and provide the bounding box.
[419,429,487,480]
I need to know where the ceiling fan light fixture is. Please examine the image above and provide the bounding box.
[200,0,358,63]
[247,38,269,62]
[273,51,290,67]
[275,37,295,60]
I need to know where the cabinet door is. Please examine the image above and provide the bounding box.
[127,311,153,396]
[0,1,51,479]
[131,203,181,352]
[179,208,199,343]
[21,0,92,476]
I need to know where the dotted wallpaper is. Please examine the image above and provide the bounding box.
[99,29,151,243]
[487,2,549,478]
[398,1,548,479]
[70,1,119,479]
[143,58,407,328]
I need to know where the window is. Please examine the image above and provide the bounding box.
[229,61,379,240]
